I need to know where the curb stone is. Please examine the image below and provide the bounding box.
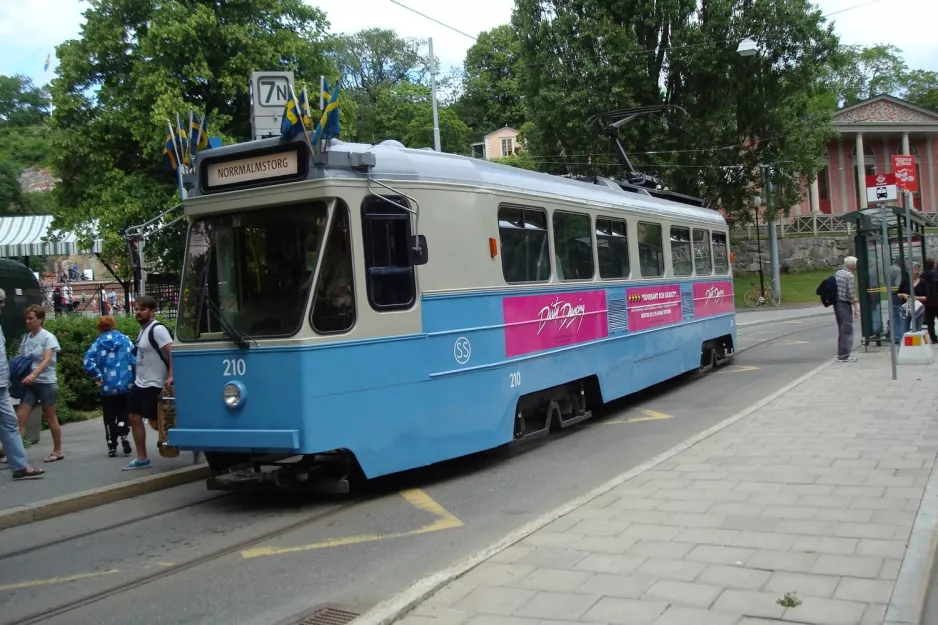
[0,464,211,531]
[349,356,838,625]
[884,451,938,625]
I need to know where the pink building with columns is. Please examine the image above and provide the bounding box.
[792,95,938,217]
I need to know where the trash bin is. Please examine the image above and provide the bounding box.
[11,397,41,443]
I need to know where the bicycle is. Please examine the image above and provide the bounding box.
[743,278,781,308]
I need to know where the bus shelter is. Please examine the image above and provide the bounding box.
[838,206,930,348]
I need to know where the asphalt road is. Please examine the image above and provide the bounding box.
[0,316,841,625]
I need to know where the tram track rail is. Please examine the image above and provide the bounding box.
[4,495,377,625]
[0,492,233,562]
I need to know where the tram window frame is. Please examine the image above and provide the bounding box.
[497,204,551,284]
[712,231,730,274]
[595,217,630,280]
[638,222,665,278]
[361,196,417,311]
[693,228,713,276]
[669,225,693,277]
[311,203,357,334]
[552,210,595,281]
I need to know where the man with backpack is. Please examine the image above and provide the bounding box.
[122,295,174,471]
[833,256,860,362]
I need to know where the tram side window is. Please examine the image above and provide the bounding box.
[669,226,693,277]
[498,205,551,283]
[311,205,356,333]
[361,197,416,311]
[553,211,594,281]
[712,232,729,274]
[693,229,713,275]
[596,218,630,279]
[638,222,665,278]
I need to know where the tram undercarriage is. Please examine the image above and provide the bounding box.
[205,450,360,494]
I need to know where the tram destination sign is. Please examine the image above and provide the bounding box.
[206,150,299,188]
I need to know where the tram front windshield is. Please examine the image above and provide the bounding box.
[177,201,329,341]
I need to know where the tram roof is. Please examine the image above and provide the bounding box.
[192,137,727,227]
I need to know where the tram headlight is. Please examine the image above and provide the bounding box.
[223,382,245,408]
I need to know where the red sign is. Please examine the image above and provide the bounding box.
[892,155,919,193]
[865,172,896,190]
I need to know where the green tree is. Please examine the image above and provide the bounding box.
[49,0,333,274]
[832,44,909,106]
[372,82,471,153]
[904,70,938,111]
[0,75,50,127]
[0,161,22,212]
[456,25,527,134]
[512,0,841,224]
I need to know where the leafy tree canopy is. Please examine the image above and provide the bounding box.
[0,75,50,127]
[48,0,333,275]
[455,25,527,135]
[512,0,842,224]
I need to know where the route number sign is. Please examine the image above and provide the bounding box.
[865,172,898,203]
[892,155,919,193]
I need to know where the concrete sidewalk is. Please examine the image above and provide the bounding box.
[381,348,938,625]
[735,304,831,328]
[0,416,206,524]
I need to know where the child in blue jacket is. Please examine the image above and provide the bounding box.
[83,316,135,457]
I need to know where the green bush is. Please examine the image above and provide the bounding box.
[10,314,171,413]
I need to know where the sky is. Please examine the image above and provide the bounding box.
[1,0,936,90]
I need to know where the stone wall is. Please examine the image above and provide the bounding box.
[731,234,938,273]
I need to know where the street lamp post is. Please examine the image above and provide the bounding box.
[753,196,766,303]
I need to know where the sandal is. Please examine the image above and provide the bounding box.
[12,467,45,479]
[43,453,64,463]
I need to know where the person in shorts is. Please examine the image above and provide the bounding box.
[123,296,173,471]
[17,305,64,462]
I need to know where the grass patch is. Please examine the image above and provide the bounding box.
[734,269,831,308]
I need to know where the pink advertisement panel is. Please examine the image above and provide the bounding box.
[503,291,609,357]
[693,280,734,318]
[627,284,682,332]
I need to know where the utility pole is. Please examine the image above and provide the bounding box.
[428,37,441,152]
[764,168,782,301]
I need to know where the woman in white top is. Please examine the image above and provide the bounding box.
[18,305,64,462]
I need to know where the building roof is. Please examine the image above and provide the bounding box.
[833,94,938,128]
[0,215,102,257]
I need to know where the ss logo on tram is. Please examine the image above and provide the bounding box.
[222,358,247,377]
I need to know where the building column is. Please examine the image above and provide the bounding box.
[809,176,821,213]
[856,132,867,209]
[838,140,849,214]
[883,137,891,173]
[902,132,910,156]
[928,135,936,212]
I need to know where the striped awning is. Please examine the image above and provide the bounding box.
[0,215,103,257]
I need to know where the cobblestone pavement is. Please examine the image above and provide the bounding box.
[394,348,938,625]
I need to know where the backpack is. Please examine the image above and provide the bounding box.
[133,322,171,371]
[816,275,838,308]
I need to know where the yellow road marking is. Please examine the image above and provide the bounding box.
[721,365,759,373]
[240,488,462,559]
[0,569,122,592]
[606,409,674,425]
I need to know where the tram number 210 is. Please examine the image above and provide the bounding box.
[509,371,521,388]
[222,358,247,377]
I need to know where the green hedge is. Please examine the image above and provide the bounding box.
[7,314,172,417]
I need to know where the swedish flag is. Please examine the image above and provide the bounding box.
[189,111,209,156]
[280,88,305,140]
[313,81,340,145]
[161,131,178,172]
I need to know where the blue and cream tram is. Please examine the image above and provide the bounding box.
[167,136,736,490]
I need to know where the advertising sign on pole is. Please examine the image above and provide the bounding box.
[892,155,919,193]
[865,172,898,203]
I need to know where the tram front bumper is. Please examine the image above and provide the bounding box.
[168,428,300,452]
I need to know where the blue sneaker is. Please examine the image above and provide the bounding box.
[122,458,151,471]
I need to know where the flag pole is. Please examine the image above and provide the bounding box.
[166,120,185,201]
